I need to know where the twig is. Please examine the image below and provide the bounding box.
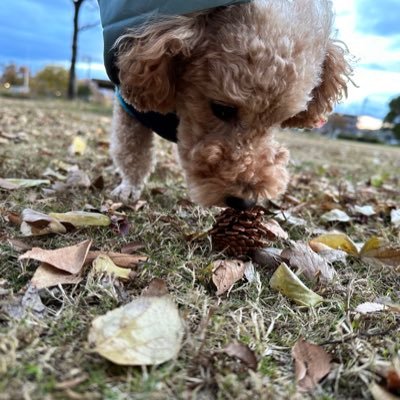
[319,328,395,346]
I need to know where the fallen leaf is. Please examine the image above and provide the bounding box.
[212,260,246,296]
[354,205,376,217]
[281,242,336,283]
[223,342,258,370]
[142,278,169,297]
[360,237,400,267]
[92,254,134,281]
[270,263,323,307]
[48,211,111,227]
[310,233,359,256]
[20,209,67,236]
[31,263,83,289]
[391,209,400,228]
[110,214,131,236]
[274,211,307,226]
[252,248,283,269]
[262,219,288,240]
[2,284,45,320]
[355,302,386,314]
[321,209,351,223]
[292,338,331,392]
[19,239,92,274]
[69,135,87,156]
[7,238,31,252]
[88,295,184,365]
[0,178,50,190]
[65,167,91,188]
[85,251,147,268]
[244,261,257,283]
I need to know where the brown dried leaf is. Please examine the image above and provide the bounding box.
[360,237,400,267]
[19,239,92,274]
[262,219,288,240]
[142,278,169,297]
[292,338,331,392]
[85,251,147,268]
[223,342,258,370]
[212,260,246,296]
[31,263,83,289]
[282,242,336,282]
[252,248,283,269]
[20,209,67,236]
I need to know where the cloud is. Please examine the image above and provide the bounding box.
[0,0,103,64]
[355,0,400,36]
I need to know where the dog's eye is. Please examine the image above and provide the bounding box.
[210,102,237,122]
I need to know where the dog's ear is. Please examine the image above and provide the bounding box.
[116,17,203,114]
[282,41,352,129]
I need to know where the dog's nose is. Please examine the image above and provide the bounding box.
[225,196,256,210]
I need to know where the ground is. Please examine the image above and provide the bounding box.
[0,97,399,400]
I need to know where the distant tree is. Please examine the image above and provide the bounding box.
[32,66,69,97]
[68,0,99,100]
[384,96,400,140]
[0,64,24,86]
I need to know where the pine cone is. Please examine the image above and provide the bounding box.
[209,206,285,257]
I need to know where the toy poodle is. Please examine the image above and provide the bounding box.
[98,0,351,209]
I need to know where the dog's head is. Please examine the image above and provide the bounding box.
[116,0,352,208]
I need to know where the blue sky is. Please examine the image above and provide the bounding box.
[0,0,399,119]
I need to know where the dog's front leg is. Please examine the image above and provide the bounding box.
[110,100,155,203]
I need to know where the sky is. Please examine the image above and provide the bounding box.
[0,0,399,119]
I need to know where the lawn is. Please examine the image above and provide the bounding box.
[0,97,399,400]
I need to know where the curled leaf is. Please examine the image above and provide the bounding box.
[360,237,400,267]
[354,205,376,217]
[391,209,400,227]
[223,342,258,370]
[281,242,336,283]
[292,338,331,392]
[355,302,386,314]
[212,260,246,296]
[20,209,67,236]
[321,209,351,223]
[310,233,359,256]
[270,263,323,307]
[0,178,50,190]
[88,295,184,365]
[48,211,111,227]
[19,239,92,274]
[92,254,134,280]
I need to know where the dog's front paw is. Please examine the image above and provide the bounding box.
[111,182,143,204]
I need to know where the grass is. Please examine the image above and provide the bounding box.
[0,97,399,400]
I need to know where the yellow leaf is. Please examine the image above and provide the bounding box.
[0,178,50,190]
[49,211,111,227]
[360,237,400,267]
[70,136,86,155]
[270,263,323,307]
[92,254,133,280]
[88,295,184,365]
[310,233,359,256]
